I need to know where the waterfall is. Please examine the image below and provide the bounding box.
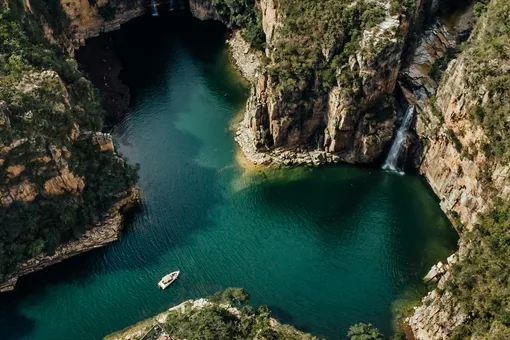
[151,0,159,16]
[382,104,415,174]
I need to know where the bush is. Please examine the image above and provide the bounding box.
[460,0,510,162]
[213,0,266,50]
[163,288,319,339]
[0,2,138,281]
[347,323,385,340]
[447,200,510,338]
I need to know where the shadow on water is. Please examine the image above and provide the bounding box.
[0,10,459,340]
[0,11,233,340]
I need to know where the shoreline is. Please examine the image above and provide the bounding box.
[0,188,140,293]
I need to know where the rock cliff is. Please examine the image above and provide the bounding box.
[404,0,509,229]
[0,1,139,292]
[234,0,444,166]
[104,289,318,340]
[405,0,510,337]
[0,188,138,293]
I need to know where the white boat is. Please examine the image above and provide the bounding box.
[158,271,180,289]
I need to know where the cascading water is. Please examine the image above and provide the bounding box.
[151,0,159,16]
[382,104,415,174]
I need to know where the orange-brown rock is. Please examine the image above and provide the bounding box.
[6,164,25,178]
[1,180,38,206]
[43,168,85,196]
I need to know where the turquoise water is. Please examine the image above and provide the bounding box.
[0,13,458,340]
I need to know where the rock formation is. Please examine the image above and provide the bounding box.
[404,0,510,337]
[0,3,139,292]
[0,188,138,293]
[232,0,453,166]
[2,1,509,338]
[105,293,318,340]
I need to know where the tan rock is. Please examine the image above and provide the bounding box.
[227,31,262,82]
[6,164,25,178]
[43,168,85,196]
[93,132,115,153]
[1,180,37,206]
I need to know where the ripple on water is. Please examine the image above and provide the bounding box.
[0,12,458,340]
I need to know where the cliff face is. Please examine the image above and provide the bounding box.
[407,250,468,340]
[405,0,510,337]
[0,188,138,293]
[415,58,509,229]
[61,0,218,51]
[0,0,139,292]
[234,0,445,166]
[403,1,509,230]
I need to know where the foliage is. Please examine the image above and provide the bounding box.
[445,200,510,338]
[445,128,462,152]
[208,287,251,306]
[0,1,138,281]
[163,288,319,339]
[473,1,490,17]
[459,0,510,162]
[268,0,390,102]
[98,2,117,21]
[213,0,266,50]
[347,323,385,340]
[429,47,460,82]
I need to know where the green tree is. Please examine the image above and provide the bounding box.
[347,323,385,340]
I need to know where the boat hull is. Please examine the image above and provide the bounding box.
[158,271,179,290]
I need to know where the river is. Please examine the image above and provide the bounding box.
[0,12,458,340]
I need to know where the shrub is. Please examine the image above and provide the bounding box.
[447,200,510,338]
[347,323,385,340]
[0,3,138,280]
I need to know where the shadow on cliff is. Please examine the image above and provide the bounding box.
[0,11,240,339]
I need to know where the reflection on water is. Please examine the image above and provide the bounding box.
[0,12,458,340]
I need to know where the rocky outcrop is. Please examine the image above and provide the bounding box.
[407,272,467,340]
[189,0,221,22]
[400,5,474,109]
[227,30,262,82]
[234,2,414,166]
[0,188,139,293]
[407,1,510,337]
[413,32,508,229]
[407,243,470,340]
[259,0,280,46]
[0,17,141,290]
[105,296,316,340]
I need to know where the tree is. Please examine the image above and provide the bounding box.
[347,323,385,340]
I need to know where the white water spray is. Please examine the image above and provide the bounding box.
[151,0,159,16]
[382,105,415,173]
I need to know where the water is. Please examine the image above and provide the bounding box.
[383,105,415,173]
[0,13,458,340]
[151,0,158,17]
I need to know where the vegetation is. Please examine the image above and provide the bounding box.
[347,323,385,340]
[461,0,510,162]
[429,47,460,82]
[0,0,138,282]
[445,128,462,152]
[268,0,391,102]
[213,0,266,50]
[162,288,319,339]
[445,200,510,338]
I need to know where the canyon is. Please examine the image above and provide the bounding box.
[0,0,508,339]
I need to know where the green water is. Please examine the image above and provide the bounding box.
[0,13,458,340]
